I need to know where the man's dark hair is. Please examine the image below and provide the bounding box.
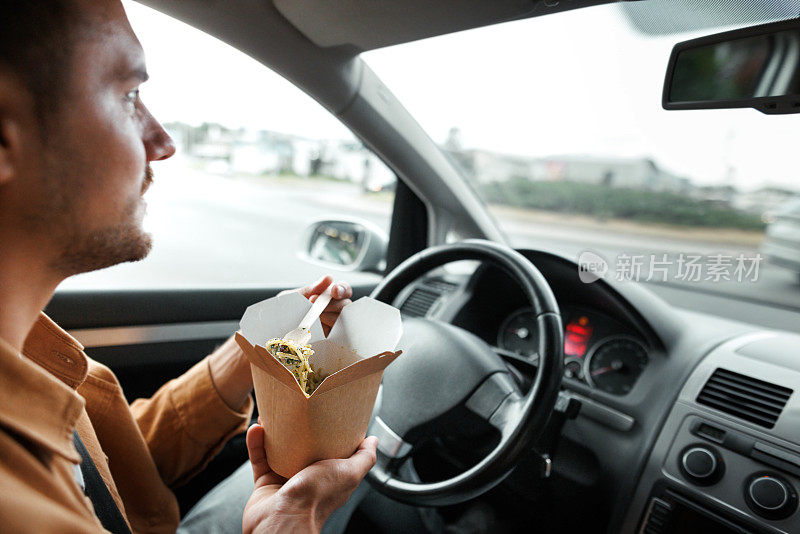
[0,1,80,125]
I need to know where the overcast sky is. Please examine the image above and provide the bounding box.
[125,1,799,192]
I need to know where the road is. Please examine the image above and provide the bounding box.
[62,169,391,290]
[61,167,800,325]
[501,217,800,311]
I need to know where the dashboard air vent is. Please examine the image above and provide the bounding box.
[399,278,458,318]
[696,368,793,429]
[424,279,458,293]
[399,288,441,318]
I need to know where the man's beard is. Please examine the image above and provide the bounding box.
[52,165,154,276]
[141,164,153,194]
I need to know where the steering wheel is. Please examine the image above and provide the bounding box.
[365,239,563,507]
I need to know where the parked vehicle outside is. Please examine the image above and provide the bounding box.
[761,196,800,282]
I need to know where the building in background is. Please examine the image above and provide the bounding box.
[444,146,689,193]
[163,122,395,192]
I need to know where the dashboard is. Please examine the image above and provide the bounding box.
[391,247,800,534]
[394,251,664,410]
[496,304,650,395]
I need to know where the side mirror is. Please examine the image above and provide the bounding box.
[664,18,800,115]
[300,219,387,273]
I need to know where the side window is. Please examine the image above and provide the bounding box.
[60,2,395,290]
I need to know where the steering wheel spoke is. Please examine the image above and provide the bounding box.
[465,373,523,437]
[369,415,413,460]
[493,346,540,369]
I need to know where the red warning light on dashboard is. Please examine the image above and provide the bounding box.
[564,317,593,357]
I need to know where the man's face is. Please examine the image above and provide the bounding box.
[33,0,175,275]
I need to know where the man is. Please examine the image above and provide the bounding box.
[0,1,377,532]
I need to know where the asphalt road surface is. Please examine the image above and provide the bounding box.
[501,217,800,311]
[60,167,799,329]
[62,168,392,290]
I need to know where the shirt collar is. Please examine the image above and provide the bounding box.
[0,313,87,463]
[22,313,89,389]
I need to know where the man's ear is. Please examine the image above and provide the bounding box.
[0,73,32,187]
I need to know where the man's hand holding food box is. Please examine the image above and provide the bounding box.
[207,275,355,412]
[237,276,402,532]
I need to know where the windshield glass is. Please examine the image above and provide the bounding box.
[363,3,800,311]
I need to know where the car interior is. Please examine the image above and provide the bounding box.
[46,1,800,533]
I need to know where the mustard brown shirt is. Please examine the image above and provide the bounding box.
[0,313,253,533]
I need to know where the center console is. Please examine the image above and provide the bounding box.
[621,331,800,534]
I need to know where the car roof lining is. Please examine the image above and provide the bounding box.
[272,0,617,51]
[620,0,800,36]
[272,0,800,50]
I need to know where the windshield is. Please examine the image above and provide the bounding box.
[363,3,800,312]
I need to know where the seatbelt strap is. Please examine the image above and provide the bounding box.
[73,431,132,534]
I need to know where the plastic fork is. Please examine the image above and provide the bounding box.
[282,285,334,346]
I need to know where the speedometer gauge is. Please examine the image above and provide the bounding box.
[584,336,648,395]
[497,309,539,357]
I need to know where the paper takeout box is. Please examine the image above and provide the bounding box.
[235,292,402,478]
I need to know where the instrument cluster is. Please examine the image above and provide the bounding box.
[497,304,650,395]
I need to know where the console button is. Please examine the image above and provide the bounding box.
[745,473,798,520]
[680,445,724,485]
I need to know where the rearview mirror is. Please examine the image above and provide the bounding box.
[664,19,800,115]
[300,219,387,273]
